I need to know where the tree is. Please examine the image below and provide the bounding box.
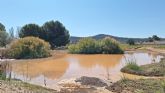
[19,24,41,38]
[15,27,21,38]
[19,21,70,48]
[9,27,15,40]
[0,23,6,31]
[148,37,153,42]
[127,39,135,45]
[0,23,9,47]
[0,31,9,47]
[152,35,160,41]
[42,20,70,48]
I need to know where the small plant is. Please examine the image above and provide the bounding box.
[120,75,129,84]
[125,59,141,71]
[160,80,165,92]
[0,61,10,80]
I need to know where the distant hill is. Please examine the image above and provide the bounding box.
[70,34,148,43]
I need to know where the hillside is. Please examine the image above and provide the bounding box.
[70,34,147,43]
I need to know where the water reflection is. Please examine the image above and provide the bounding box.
[11,58,69,79]
[10,52,163,89]
[66,54,123,68]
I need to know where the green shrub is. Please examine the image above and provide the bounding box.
[9,37,51,59]
[68,37,123,54]
[100,37,123,54]
[68,44,79,54]
[0,48,10,58]
[77,38,99,54]
[68,38,100,54]
[125,60,141,71]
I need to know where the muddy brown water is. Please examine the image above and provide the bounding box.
[8,51,163,89]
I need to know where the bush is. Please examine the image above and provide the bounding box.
[0,48,10,58]
[9,37,51,59]
[68,37,123,54]
[68,44,79,54]
[68,38,100,54]
[100,37,123,54]
[125,60,141,71]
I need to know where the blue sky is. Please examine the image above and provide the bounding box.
[0,0,165,38]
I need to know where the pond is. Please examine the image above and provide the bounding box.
[9,51,163,89]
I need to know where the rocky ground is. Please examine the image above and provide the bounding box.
[56,76,113,93]
[0,76,113,93]
[0,79,57,93]
[107,78,165,93]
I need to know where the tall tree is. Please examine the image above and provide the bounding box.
[19,21,70,48]
[0,23,6,31]
[42,20,70,48]
[152,35,160,41]
[19,24,41,38]
[148,37,153,42]
[0,23,9,47]
[9,27,15,39]
[0,31,9,47]
[16,27,21,38]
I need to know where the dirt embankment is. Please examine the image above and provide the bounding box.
[107,78,165,93]
[110,47,165,93]
[0,80,57,93]
[0,76,113,93]
[121,58,165,76]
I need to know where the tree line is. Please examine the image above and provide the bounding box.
[0,20,70,49]
[127,35,161,45]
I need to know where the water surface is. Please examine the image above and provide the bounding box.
[10,51,163,89]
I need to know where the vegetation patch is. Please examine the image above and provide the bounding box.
[0,79,57,93]
[123,60,141,71]
[154,45,165,49]
[19,20,70,49]
[68,37,124,54]
[0,48,10,58]
[121,58,165,76]
[107,78,165,93]
[120,44,142,51]
[9,37,51,59]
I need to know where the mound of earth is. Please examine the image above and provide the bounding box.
[57,76,113,93]
[75,76,109,87]
[107,78,165,93]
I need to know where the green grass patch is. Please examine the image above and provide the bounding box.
[125,60,141,71]
[121,58,165,76]
[120,44,143,51]
[154,45,165,49]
